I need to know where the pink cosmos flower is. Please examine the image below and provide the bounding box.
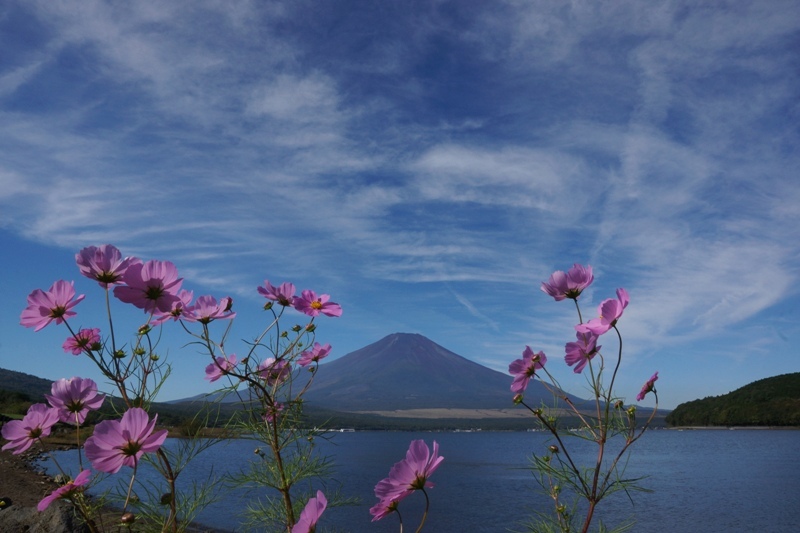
[564,332,601,374]
[152,289,194,325]
[541,264,594,301]
[76,245,141,288]
[257,358,292,387]
[62,328,101,355]
[263,402,285,423]
[292,490,327,533]
[293,290,342,318]
[1,404,60,454]
[20,280,85,332]
[38,469,92,511]
[373,440,444,512]
[258,281,296,307]
[297,343,332,367]
[113,260,183,314]
[508,346,548,394]
[575,288,630,336]
[369,498,400,522]
[45,377,105,425]
[636,372,659,402]
[204,354,238,382]
[184,295,236,324]
[83,408,168,474]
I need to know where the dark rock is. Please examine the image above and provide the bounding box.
[0,502,90,533]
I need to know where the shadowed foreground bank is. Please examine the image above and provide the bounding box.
[0,449,227,533]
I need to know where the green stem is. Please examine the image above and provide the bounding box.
[156,448,180,532]
[523,402,591,496]
[122,462,137,513]
[414,489,430,533]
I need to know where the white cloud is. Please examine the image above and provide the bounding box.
[0,0,797,407]
[411,144,591,211]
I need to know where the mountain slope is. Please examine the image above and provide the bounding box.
[302,332,581,411]
[666,372,800,426]
[0,368,53,400]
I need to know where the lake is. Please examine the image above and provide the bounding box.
[40,429,800,532]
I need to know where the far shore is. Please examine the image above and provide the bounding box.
[667,425,800,430]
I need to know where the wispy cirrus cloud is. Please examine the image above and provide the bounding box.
[0,0,797,405]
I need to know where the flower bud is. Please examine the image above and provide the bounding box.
[291,325,302,332]
[113,350,127,359]
[120,512,136,524]
[263,301,274,311]
[90,342,103,352]
[133,347,146,356]
[280,331,288,338]
[150,354,160,361]
[549,445,559,454]
[626,405,636,416]
[305,323,316,332]
[160,493,173,505]
[138,324,152,335]
[614,400,624,409]
[513,393,523,404]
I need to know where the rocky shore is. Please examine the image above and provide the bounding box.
[0,448,224,532]
[0,448,91,532]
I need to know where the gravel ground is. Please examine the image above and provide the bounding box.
[0,447,63,508]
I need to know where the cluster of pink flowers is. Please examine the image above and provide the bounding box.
[370,440,444,522]
[21,245,243,331]
[12,243,347,529]
[258,281,342,318]
[510,263,659,403]
[2,377,105,454]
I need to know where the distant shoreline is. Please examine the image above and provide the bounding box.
[668,426,800,430]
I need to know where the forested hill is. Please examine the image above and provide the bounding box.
[666,372,800,427]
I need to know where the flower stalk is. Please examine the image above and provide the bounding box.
[512,263,661,532]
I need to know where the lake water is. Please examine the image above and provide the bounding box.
[41,429,800,532]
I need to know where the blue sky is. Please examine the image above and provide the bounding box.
[1,1,798,409]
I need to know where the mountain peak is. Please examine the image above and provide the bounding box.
[303,332,568,411]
